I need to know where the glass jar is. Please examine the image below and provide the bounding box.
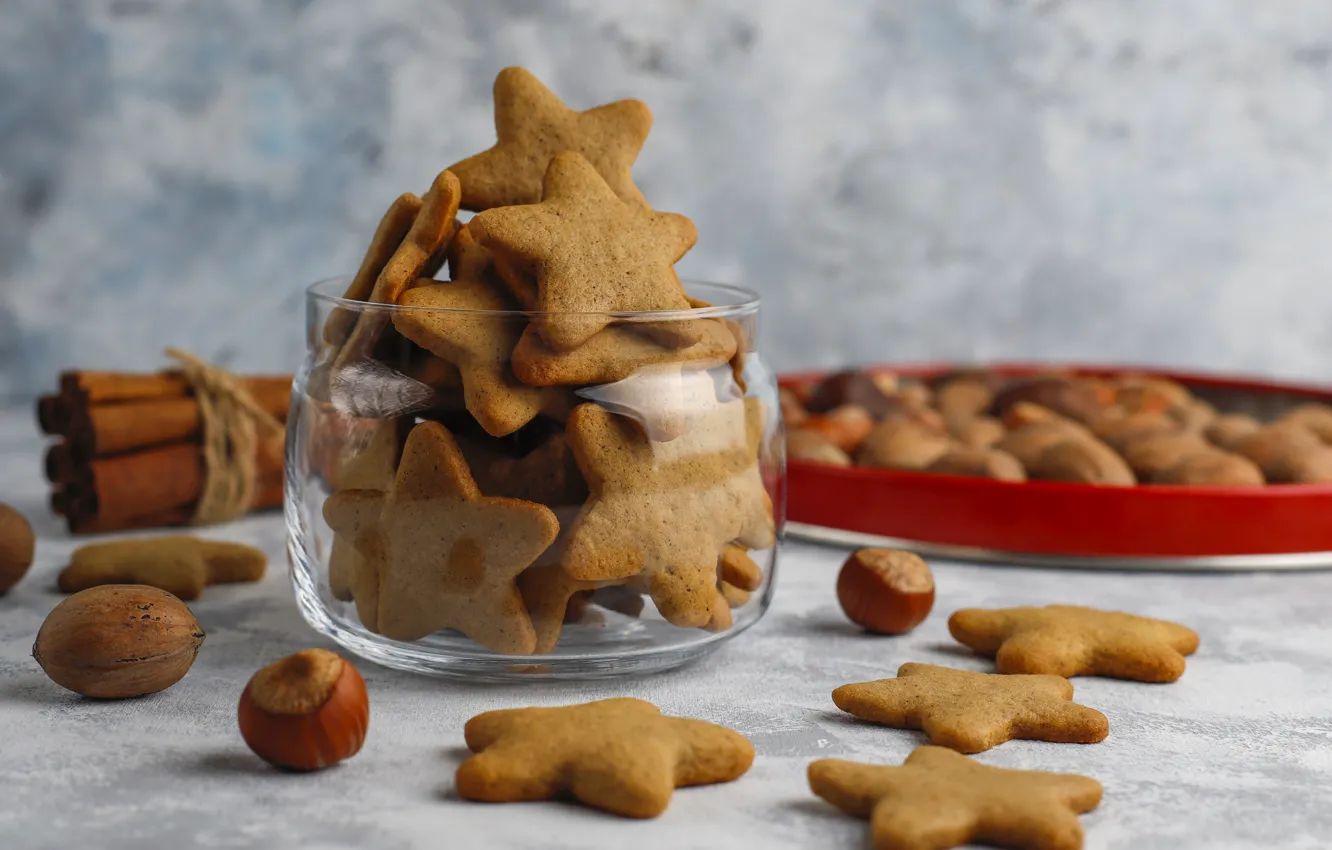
[285,278,784,680]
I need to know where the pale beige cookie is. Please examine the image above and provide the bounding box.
[809,747,1102,850]
[393,277,542,437]
[322,421,558,652]
[456,698,754,818]
[472,151,696,352]
[832,662,1108,753]
[448,66,651,211]
[949,604,1200,683]
[562,399,774,627]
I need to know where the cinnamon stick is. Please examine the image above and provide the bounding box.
[66,384,290,459]
[58,370,291,406]
[68,506,194,536]
[44,442,79,484]
[37,395,64,435]
[59,439,284,530]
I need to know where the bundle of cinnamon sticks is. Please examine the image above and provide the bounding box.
[38,370,293,534]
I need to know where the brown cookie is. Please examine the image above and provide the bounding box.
[562,399,775,627]
[462,432,588,508]
[322,421,558,652]
[516,563,625,653]
[719,543,762,592]
[336,170,462,368]
[325,192,423,346]
[719,580,751,609]
[327,418,409,621]
[448,66,651,211]
[456,697,754,818]
[832,662,1108,754]
[471,151,696,352]
[949,604,1200,683]
[511,320,736,387]
[809,747,1102,850]
[393,276,542,437]
[58,536,266,601]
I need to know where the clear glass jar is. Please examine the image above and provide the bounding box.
[285,278,784,680]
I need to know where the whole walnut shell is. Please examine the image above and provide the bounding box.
[33,585,205,699]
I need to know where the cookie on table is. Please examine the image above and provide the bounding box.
[456,698,753,818]
[561,398,774,628]
[832,662,1108,754]
[472,151,697,352]
[449,66,651,211]
[809,746,1102,850]
[322,421,558,652]
[949,604,1200,683]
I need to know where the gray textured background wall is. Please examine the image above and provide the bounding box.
[3,0,1332,402]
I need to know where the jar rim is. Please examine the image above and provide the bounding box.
[306,277,760,320]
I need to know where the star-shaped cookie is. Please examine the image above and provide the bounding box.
[832,662,1109,754]
[512,321,736,388]
[517,563,626,653]
[393,276,543,437]
[449,66,651,211]
[949,605,1200,683]
[326,417,409,628]
[325,192,423,347]
[562,398,775,627]
[809,747,1102,850]
[322,421,558,652]
[335,170,461,369]
[471,151,697,352]
[455,697,754,818]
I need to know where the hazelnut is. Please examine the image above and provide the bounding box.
[990,377,1105,424]
[935,378,994,425]
[836,549,935,635]
[1205,414,1262,451]
[1280,404,1332,444]
[0,502,35,593]
[1152,451,1265,486]
[951,415,1006,449]
[1028,438,1136,486]
[807,370,901,419]
[238,648,369,772]
[856,417,952,471]
[33,585,204,699]
[925,447,1026,482]
[786,429,853,466]
[801,404,875,453]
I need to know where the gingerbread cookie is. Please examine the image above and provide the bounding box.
[327,418,409,621]
[456,698,754,818]
[325,192,423,346]
[562,399,774,627]
[517,563,624,653]
[448,66,651,211]
[322,421,558,652]
[471,151,697,352]
[512,320,735,387]
[809,747,1102,850]
[461,431,588,508]
[949,605,1200,683]
[718,544,762,592]
[58,536,266,601]
[394,276,543,437]
[336,170,461,368]
[719,581,751,609]
[832,662,1109,753]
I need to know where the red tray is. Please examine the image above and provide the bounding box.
[781,363,1332,571]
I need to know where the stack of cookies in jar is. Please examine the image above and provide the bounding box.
[313,68,776,656]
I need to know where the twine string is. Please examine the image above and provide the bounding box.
[164,348,284,525]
